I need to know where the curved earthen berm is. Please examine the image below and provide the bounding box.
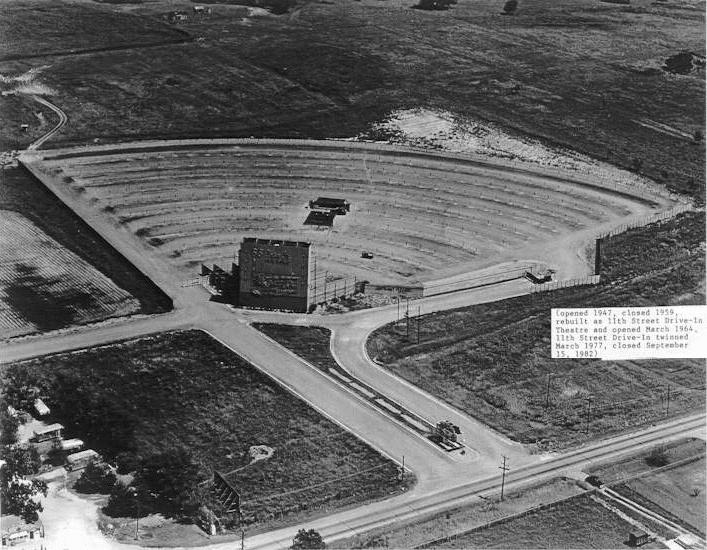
[25,139,682,289]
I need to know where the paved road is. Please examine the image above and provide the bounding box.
[2,143,702,549]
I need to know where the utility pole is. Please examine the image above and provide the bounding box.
[585,397,592,434]
[241,529,245,550]
[416,306,421,344]
[666,385,671,416]
[545,373,553,408]
[499,456,509,501]
[405,300,410,340]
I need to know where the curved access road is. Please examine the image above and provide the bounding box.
[28,95,67,150]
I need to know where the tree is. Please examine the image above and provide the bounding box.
[0,407,19,445]
[104,481,142,518]
[292,529,326,549]
[502,0,518,14]
[694,129,704,144]
[2,446,42,477]
[1,477,48,523]
[75,461,117,494]
[132,447,203,518]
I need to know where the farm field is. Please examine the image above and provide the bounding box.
[0,330,409,535]
[426,493,667,549]
[367,212,706,450]
[0,0,703,203]
[23,140,676,289]
[0,165,172,335]
[0,210,140,338]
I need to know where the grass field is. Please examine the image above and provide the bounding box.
[0,0,703,203]
[613,457,706,536]
[367,212,705,450]
[0,0,186,60]
[0,165,171,332]
[341,439,706,548]
[26,140,673,287]
[0,210,140,338]
[339,477,584,549]
[0,330,409,533]
[426,493,665,549]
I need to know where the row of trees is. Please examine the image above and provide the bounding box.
[0,407,48,523]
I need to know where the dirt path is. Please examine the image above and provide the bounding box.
[28,95,67,150]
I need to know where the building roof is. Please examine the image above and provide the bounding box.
[60,438,84,451]
[242,237,311,248]
[0,515,42,536]
[33,423,64,435]
[33,398,50,416]
[66,449,99,462]
[312,197,349,207]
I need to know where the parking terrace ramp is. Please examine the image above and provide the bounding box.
[21,139,680,289]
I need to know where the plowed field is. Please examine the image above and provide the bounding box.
[0,210,140,338]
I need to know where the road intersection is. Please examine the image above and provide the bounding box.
[1,140,703,549]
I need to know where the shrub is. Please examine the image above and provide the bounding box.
[75,462,117,494]
[115,451,141,474]
[645,447,670,467]
[502,0,518,14]
[292,529,326,549]
[414,0,456,10]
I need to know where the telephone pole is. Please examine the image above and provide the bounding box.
[585,397,592,434]
[666,385,671,416]
[499,456,510,501]
[416,306,421,344]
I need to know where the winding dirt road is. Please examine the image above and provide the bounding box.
[28,95,67,150]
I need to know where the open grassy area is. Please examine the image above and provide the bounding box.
[0,165,171,327]
[613,456,706,536]
[0,0,187,60]
[367,212,705,450]
[0,0,703,202]
[0,330,409,533]
[425,492,666,549]
[337,477,584,549]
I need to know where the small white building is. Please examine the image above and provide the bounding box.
[33,398,50,417]
[1,515,43,546]
[65,449,100,471]
[59,438,84,453]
